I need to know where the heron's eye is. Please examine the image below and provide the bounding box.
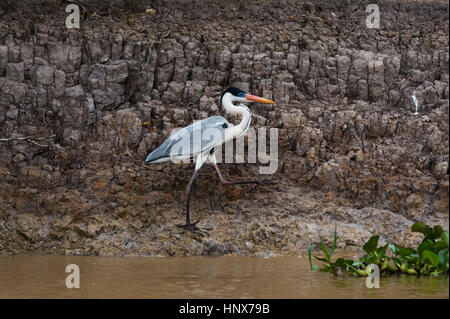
[237,92,245,98]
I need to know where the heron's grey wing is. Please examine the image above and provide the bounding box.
[145,115,229,163]
[196,115,229,154]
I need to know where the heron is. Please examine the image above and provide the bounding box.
[144,87,275,232]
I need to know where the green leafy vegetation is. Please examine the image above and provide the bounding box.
[308,222,449,277]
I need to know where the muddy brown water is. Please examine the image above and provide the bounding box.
[0,255,448,299]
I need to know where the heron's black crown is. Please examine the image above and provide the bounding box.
[220,87,246,106]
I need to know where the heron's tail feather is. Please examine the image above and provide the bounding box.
[145,151,170,164]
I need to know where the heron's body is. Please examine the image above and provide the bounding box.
[145,87,274,232]
[145,115,230,164]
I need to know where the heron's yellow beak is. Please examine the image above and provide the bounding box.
[245,94,275,104]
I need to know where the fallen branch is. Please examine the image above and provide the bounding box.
[0,134,72,169]
[0,134,56,143]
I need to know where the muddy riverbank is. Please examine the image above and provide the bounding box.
[0,0,448,256]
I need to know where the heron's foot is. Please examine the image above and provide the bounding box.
[223,178,277,186]
[256,178,277,185]
[176,220,207,235]
[176,220,199,230]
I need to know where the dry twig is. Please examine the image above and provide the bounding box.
[138,30,171,75]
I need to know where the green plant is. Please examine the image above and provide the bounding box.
[389,222,449,276]
[308,224,337,272]
[308,222,449,277]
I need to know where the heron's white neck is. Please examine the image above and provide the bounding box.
[222,94,252,138]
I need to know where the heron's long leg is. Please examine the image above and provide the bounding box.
[184,169,199,225]
[213,164,264,185]
[177,154,210,233]
[175,168,201,232]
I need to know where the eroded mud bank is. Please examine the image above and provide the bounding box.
[0,0,448,256]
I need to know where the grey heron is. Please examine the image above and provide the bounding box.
[145,87,275,232]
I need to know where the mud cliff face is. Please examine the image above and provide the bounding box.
[0,0,448,256]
